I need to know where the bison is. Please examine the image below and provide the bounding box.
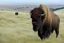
[30,4,60,40]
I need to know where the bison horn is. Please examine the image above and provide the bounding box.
[41,14,44,16]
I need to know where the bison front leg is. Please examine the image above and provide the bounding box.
[55,19,60,38]
[38,30,43,39]
[45,27,51,38]
[44,24,51,39]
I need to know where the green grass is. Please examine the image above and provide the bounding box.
[0,9,64,43]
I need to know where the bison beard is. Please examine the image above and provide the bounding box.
[38,23,51,39]
[30,4,60,40]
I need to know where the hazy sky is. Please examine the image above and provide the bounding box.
[0,0,64,5]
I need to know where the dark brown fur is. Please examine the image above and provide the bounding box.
[30,5,60,40]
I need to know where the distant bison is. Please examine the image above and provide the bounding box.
[30,4,60,40]
[15,12,18,15]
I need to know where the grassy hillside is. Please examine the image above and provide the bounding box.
[0,9,64,43]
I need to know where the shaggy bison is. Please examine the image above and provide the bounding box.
[30,4,60,40]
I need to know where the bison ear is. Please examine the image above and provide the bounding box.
[30,10,33,15]
[30,10,33,18]
[31,10,32,13]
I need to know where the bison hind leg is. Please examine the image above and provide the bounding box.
[55,29,59,38]
[55,26,59,38]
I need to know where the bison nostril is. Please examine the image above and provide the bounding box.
[33,22,37,24]
[32,22,37,24]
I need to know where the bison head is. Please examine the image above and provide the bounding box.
[30,8,45,31]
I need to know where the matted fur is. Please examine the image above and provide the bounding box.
[39,4,53,25]
[38,4,60,39]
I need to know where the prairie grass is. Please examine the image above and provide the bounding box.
[0,9,64,43]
